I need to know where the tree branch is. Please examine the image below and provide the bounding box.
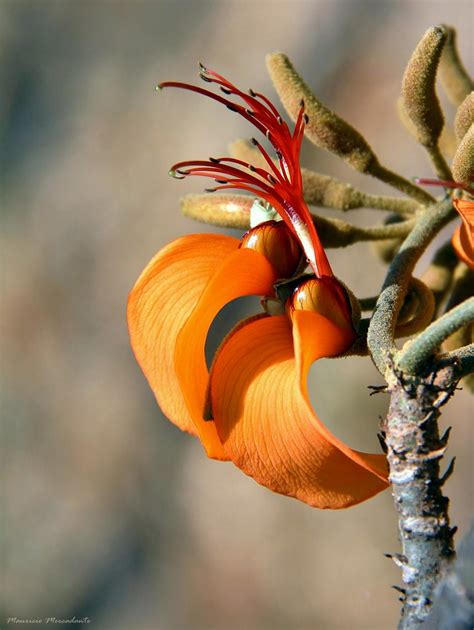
[367,198,455,375]
[385,362,460,629]
[439,343,474,378]
[421,521,474,629]
[398,298,474,374]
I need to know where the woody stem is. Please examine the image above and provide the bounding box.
[385,362,459,630]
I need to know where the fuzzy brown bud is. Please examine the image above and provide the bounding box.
[454,92,474,141]
[438,26,474,106]
[240,220,303,279]
[452,124,474,184]
[401,26,447,148]
[266,53,378,173]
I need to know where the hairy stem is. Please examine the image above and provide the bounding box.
[425,144,453,181]
[368,198,455,375]
[301,169,420,214]
[398,298,474,374]
[440,343,474,378]
[355,192,419,214]
[369,163,436,205]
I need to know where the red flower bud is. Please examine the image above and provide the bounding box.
[240,220,303,279]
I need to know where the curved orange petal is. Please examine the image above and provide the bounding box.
[452,199,474,269]
[292,309,389,482]
[211,314,389,509]
[127,233,239,441]
[175,247,278,459]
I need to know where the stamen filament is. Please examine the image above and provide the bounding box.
[415,178,474,193]
[160,68,336,278]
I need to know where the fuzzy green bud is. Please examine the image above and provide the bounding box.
[401,26,447,148]
[397,95,457,158]
[452,124,474,184]
[266,52,378,173]
[454,92,474,141]
[181,193,251,229]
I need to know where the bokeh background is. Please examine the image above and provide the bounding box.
[1,1,472,629]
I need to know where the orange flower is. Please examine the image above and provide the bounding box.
[451,198,474,269]
[416,178,474,268]
[128,67,389,508]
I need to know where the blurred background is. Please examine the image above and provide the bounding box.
[1,1,472,629]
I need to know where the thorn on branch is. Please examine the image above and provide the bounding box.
[368,384,388,395]
[422,446,447,461]
[385,552,408,567]
[392,585,407,595]
[440,457,456,485]
[439,426,452,447]
[377,433,388,453]
[433,390,452,409]
[418,410,437,428]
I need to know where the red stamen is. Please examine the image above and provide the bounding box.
[159,67,334,277]
[216,156,285,185]
[250,138,287,183]
[415,178,474,193]
[249,90,282,119]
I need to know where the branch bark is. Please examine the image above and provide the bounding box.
[421,521,474,629]
[384,361,461,629]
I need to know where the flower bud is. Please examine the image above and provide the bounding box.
[401,26,447,148]
[452,124,474,184]
[454,92,474,141]
[438,26,474,107]
[240,220,303,279]
[288,276,355,330]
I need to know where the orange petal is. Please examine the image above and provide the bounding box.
[292,309,389,482]
[127,233,239,441]
[175,247,278,459]
[211,314,389,509]
[452,199,474,269]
